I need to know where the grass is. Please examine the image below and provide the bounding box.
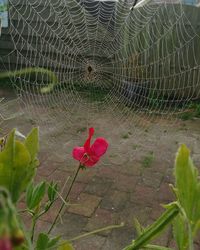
[148,90,167,109]
[0,75,109,103]
[122,133,129,139]
[142,151,155,168]
[2,69,200,116]
[122,131,132,139]
[179,112,194,121]
[132,144,141,150]
[179,102,200,120]
[0,78,14,89]
[73,84,109,103]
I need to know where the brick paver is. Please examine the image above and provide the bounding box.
[2,86,200,250]
[68,193,102,217]
[30,119,200,250]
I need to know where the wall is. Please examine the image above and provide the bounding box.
[0,1,200,99]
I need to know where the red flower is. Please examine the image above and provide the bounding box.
[72,128,108,167]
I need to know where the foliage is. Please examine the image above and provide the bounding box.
[0,68,58,93]
[0,3,8,13]
[0,128,114,250]
[179,102,200,120]
[142,151,154,168]
[0,128,39,203]
[0,127,200,250]
[36,233,60,250]
[148,90,166,109]
[173,145,200,250]
[0,129,62,249]
[123,144,200,250]
[0,69,110,99]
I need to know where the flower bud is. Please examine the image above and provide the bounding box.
[11,229,24,247]
[0,237,13,250]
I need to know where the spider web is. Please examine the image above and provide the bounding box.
[1,0,200,147]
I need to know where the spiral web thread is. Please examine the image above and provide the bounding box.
[1,0,200,142]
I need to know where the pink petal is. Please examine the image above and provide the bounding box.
[72,147,85,161]
[91,137,108,157]
[84,155,99,167]
[84,127,95,152]
[89,127,95,137]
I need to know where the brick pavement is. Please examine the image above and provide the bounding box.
[34,154,177,249]
[14,118,200,249]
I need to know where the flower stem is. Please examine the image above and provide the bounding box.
[48,164,82,234]
[30,216,37,242]
[68,222,124,242]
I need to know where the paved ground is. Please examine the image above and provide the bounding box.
[39,120,200,250]
[1,88,200,249]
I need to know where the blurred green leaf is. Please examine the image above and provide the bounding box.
[47,236,60,248]
[0,128,39,202]
[193,219,200,239]
[175,145,200,231]
[48,182,58,202]
[36,233,49,250]
[24,127,39,160]
[173,214,188,250]
[36,233,60,250]
[26,182,34,210]
[26,182,46,210]
[0,130,30,202]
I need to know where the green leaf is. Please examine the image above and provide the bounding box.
[48,182,58,202]
[143,245,174,250]
[193,219,200,239]
[57,242,74,250]
[0,128,39,202]
[193,182,200,234]
[175,144,200,227]
[173,214,188,250]
[36,233,60,250]
[27,182,46,210]
[36,233,49,250]
[47,236,60,248]
[3,129,15,159]
[134,218,144,236]
[26,182,34,210]
[0,130,32,202]
[24,127,39,160]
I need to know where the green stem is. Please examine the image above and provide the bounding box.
[30,216,37,242]
[123,203,179,250]
[36,201,55,219]
[178,204,194,250]
[188,223,194,250]
[68,222,124,242]
[0,67,58,92]
[143,245,174,250]
[48,164,82,234]
[29,200,56,242]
